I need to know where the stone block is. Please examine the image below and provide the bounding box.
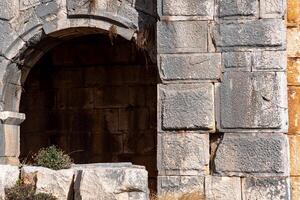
[288,87,300,134]
[73,164,149,200]
[215,19,285,51]
[158,83,214,131]
[20,0,40,10]
[291,177,300,200]
[219,71,287,130]
[0,0,18,20]
[287,27,300,57]
[158,132,209,176]
[289,135,300,176]
[157,175,204,195]
[214,133,289,176]
[205,176,242,200]
[252,51,287,71]
[0,20,19,56]
[242,177,291,200]
[21,166,75,200]
[288,58,300,86]
[219,0,258,18]
[161,0,213,17]
[0,124,20,157]
[157,21,208,53]
[159,53,222,81]
[287,0,300,25]
[223,52,252,71]
[260,0,285,18]
[0,165,19,199]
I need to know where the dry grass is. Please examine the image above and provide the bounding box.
[151,191,205,200]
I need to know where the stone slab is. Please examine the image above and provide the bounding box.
[161,0,214,17]
[215,19,285,51]
[205,176,242,200]
[158,132,209,176]
[157,21,208,53]
[219,0,258,18]
[219,71,287,131]
[158,83,214,131]
[214,133,289,176]
[288,58,300,86]
[252,51,287,71]
[159,53,222,81]
[260,0,286,18]
[242,177,291,200]
[288,87,300,134]
[0,124,20,157]
[289,135,300,176]
[223,52,252,71]
[157,175,204,195]
[287,27,300,57]
[0,0,18,20]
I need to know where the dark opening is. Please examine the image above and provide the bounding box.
[20,34,158,190]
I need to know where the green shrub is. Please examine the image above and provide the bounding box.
[5,184,57,200]
[33,145,73,170]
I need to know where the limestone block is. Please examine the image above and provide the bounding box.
[20,0,41,10]
[214,133,289,176]
[157,21,208,53]
[0,124,20,157]
[242,177,291,200]
[288,87,300,134]
[289,135,300,175]
[205,176,242,200]
[219,0,258,18]
[0,165,19,199]
[159,53,222,81]
[157,175,204,195]
[219,71,287,130]
[161,0,214,17]
[21,166,74,200]
[260,0,285,18]
[158,83,214,130]
[252,51,286,71]
[0,0,18,20]
[73,164,149,200]
[158,132,209,176]
[0,20,19,56]
[288,0,300,25]
[215,19,285,51]
[291,177,300,200]
[287,27,300,57]
[223,52,252,71]
[288,58,300,85]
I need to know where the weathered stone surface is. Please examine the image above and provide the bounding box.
[0,0,18,20]
[21,166,74,200]
[74,164,149,200]
[287,27,300,57]
[0,165,19,199]
[288,58,300,85]
[242,177,290,200]
[289,135,300,175]
[20,0,41,10]
[252,51,286,71]
[291,177,300,200]
[220,71,287,130]
[215,19,285,51]
[214,133,289,176]
[223,52,252,71]
[0,21,18,56]
[205,176,242,200]
[162,0,213,17]
[158,132,209,175]
[157,21,208,53]
[288,87,300,134]
[157,175,204,195]
[260,0,285,18]
[159,53,221,81]
[287,0,300,25]
[219,0,258,17]
[159,83,214,130]
[0,124,20,157]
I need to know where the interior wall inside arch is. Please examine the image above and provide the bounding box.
[20,34,158,189]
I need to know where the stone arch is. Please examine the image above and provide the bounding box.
[0,0,156,164]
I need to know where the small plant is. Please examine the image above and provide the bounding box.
[33,145,73,170]
[5,183,57,200]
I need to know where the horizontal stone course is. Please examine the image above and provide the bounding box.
[157,21,208,53]
[219,0,258,18]
[219,71,287,130]
[158,132,209,176]
[158,83,214,131]
[159,53,222,81]
[260,0,285,18]
[214,133,289,176]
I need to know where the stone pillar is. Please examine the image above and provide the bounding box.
[157,0,290,198]
[0,111,25,165]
